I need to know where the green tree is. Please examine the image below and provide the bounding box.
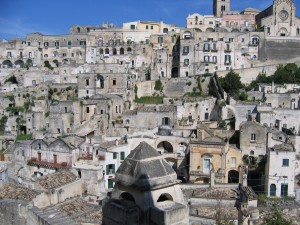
[154,79,163,91]
[263,208,292,225]
[219,70,243,99]
[239,91,248,101]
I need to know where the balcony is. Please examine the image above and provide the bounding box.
[211,48,218,52]
[27,158,70,169]
[78,154,93,160]
[224,48,232,53]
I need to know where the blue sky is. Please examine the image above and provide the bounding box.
[0,0,299,39]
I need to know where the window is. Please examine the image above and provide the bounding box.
[158,36,164,44]
[184,59,189,66]
[282,159,289,167]
[80,41,86,46]
[270,184,276,196]
[183,46,189,54]
[112,79,116,85]
[151,26,153,29]
[121,152,125,160]
[68,41,72,46]
[231,157,236,168]
[86,79,89,86]
[281,184,288,197]
[108,179,114,188]
[204,55,210,62]
[205,113,209,120]
[146,25,149,29]
[161,71,164,77]
[38,144,41,149]
[116,106,118,113]
[250,133,256,142]
[113,152,117,159]
[162,117,170,126]
[106,164,115,175]
[130,25,136,30]
[86,107,89,113]
[203,43,210,51]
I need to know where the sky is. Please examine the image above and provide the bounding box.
[0,0,299,39]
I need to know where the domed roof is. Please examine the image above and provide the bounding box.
[115,142,178,191]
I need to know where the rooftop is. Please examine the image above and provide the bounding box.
[0,184,40,201]
[99,139,127,149]
[115,142,178,191]
[36,171,77,190]
[270,143,294,152]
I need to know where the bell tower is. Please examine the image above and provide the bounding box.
[213,0,231,17]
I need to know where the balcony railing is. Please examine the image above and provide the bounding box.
[27,158,70,169]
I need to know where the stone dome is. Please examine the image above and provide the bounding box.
[115,142,178,191]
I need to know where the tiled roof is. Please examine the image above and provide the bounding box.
[99,139,127,149]
[36,171,77,190]
[0,184,40,201]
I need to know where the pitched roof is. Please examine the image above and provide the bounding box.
[0,184,40,201]
[36,171,77,190]
[115,142,178,191]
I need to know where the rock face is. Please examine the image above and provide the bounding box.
[103,142,189,225]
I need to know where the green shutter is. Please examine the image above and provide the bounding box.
[108,179,114,188]
[113,152,117,159]
[121,152,125,160]
[112,164,115,174]
[106,165,109,175]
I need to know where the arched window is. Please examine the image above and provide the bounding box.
[99,48,104,55]
[77,27,80,33]
[120,48,124,55]
[113,48,117,55]
[120,192,135,202]
[105,48,109,54]
[127,47,132,53]
[270,184,276,196]
[157,193,173,202]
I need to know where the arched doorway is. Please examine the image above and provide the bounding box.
[157,193,173,202]
[14,60,24,67]
[2,60,13,68]
[270,184,276,196]
[228,170,239,183]
[157,141,173,153]
[120,192,135,203]
[96,74,104,89]
[171,67,179,78]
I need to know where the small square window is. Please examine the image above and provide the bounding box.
[282,159,289,167]
[112,79,116,85]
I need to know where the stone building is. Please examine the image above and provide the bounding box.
[256,0,300,37]
[239,120,268,161]
[102,142,189,225]
[265,144,296,197]
[189,135,242,184]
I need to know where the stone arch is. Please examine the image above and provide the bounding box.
[119,192,135,203]
[195,28,202,32]
[112,48,117,55]
[206,27,215,32]
[14,60,24,67]
[96,74,104,89]
[183,31,192,39]
[2,60,13,68]
[157,193,173,202]
[228,170,239,183]
[279,27,288,36]
[120,47,124,55]
[157,141,173,153]
[270,184,276,196]
[62,59,69,65]
[26,59,33,66]
[53,51,59,58]
[171,67,179,78]
[53,59,59,67]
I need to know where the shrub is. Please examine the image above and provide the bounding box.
[154,80,163,91]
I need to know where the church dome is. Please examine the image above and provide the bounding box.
[115,142,178,191]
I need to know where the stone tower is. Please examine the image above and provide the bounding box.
[213,0,231,17]
[102,142,189,225]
